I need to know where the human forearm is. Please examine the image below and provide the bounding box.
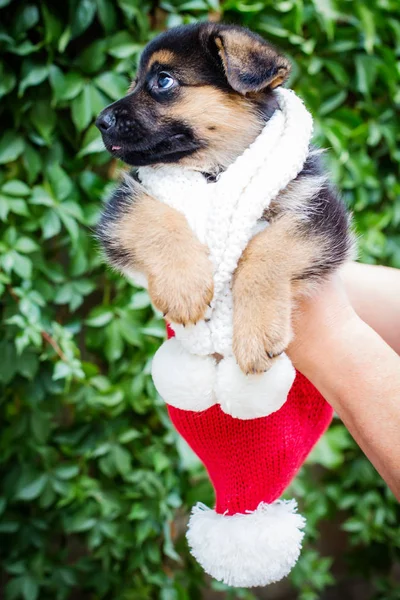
[288,276,400,500]
[341,262,400,354]
[295,315,400,499]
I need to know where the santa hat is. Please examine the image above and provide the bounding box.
[165,327,333,588]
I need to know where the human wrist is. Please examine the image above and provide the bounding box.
[293,311,364,379]
[288,295,361,383]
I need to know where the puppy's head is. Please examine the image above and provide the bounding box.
[96,23,290,173]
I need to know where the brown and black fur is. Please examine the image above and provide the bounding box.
[96,22,353,374]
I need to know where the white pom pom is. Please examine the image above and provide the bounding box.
[186,500,305,588]
[151,338,217,411]
[216,354,295,419]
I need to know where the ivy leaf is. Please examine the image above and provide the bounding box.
[86,308,114,327]
[16,474,48,501]
[18,63,48,97]
[70,0,97,38]
[95,72,129,101]
[12,253,32,278]
[2,180,30,196]
[107,31,142,59]
[96,0,117,33]
[0,132,24,164]
[71,84,92,131]
[46,164,73,201]
[41,210,61,239]
[0,64,16,98]
[14,237,39,253]
[55,465,80,480]
[113,445,131,476]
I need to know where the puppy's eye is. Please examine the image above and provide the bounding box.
[157,72,175,90]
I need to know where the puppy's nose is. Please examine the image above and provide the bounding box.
[96,110,116,133]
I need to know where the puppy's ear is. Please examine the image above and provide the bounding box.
[214,27,291,94]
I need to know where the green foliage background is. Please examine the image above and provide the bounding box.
[0,0,399,599]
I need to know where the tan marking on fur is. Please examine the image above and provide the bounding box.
[268,70,287,90]
[167,86,263,172]
[147,49,176,68]
[112,186,214,325]
[232,214,325,374]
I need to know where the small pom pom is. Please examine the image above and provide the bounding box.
[187,500,306,587]
[216,354,295,419]
[152,338,217,411]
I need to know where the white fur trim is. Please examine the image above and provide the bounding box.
[216,354,296,420]
[151,338,216,411]
[152,340,294,417]
[186,500,306,587]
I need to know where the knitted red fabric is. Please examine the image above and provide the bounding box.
[165,325,333,515]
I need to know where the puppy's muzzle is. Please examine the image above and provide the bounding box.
[96,109,116,134]
[96,97,144,144]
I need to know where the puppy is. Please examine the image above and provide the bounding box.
[96,23,353,374]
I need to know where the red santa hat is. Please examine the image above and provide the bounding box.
[164,327,333,588]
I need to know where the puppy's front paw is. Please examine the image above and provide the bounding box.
[233,291,293,375]
[148,263,214,326]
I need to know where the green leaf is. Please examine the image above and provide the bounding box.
[130,290,151,309]
[30,412,50,443]
[357,4,376,54]
[70,0,97,38]
[96,0,117,33]
[0,341,17,384]
[30,101,56,143]
[16,474,48,501]
[71,85,92,131]
[355,55,378,96]
[75,39,107,73]
[46,164,73,201]
[105,320,124,361]
[319,90,347,116]
[19,63,48,97]
[66,515,96,533]
[0,132,25,164]
[86,308,114,327]
[2,180,30,196]
[23,144,42,184]
[107,32,143,59]
[55,465,79,480]
[95,72,129,100]
[78,126,105,157]
[0,64,16,99]
[14,237,39,253]
[41,210,61,239]
[15,4,40,34]
[17,351,39,380]
[12,253,32,278]
[49,66,85,105]
[113,445,131,476]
